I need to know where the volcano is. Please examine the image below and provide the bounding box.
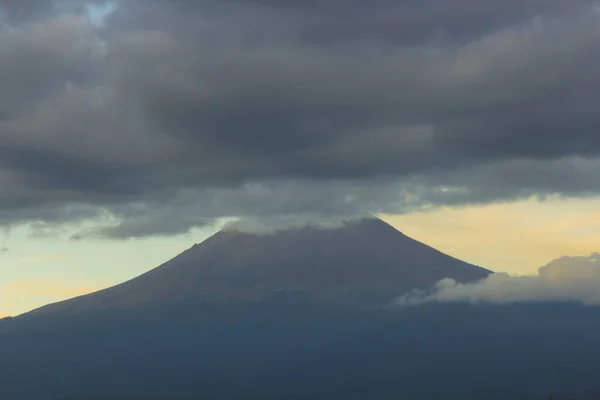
[3,219,600,400]
[29,218,490,316]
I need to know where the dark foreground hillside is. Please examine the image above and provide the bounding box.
[2,302,600,400]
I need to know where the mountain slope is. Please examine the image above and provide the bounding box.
[28,218,490,315]
[4,220,600,400]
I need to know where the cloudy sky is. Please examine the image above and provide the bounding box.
[2,0,600,316]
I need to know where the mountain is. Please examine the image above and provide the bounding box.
[3,218,600,399]
[27,218,490,316]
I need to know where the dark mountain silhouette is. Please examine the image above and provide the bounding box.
[28,218,490,315]
[2,302,600,400]
[1,218,600,400]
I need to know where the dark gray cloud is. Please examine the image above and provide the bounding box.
[1,0,600,237]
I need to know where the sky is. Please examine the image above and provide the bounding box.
[1,0,600,316]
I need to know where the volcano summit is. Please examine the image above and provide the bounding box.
[28,218,490,316]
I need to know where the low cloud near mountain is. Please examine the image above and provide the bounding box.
[394,253,600,306]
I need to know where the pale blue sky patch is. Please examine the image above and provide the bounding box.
[52,1,118,26]
[0,222,219,315]
[86,1,118,27]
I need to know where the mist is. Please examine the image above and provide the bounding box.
[221,214,373,234]
[394,253,600,306]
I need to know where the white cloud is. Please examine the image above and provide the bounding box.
[394,253,600,306]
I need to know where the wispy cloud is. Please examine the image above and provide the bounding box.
[394,253,600,306]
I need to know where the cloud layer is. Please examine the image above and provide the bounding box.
[1,1,600,237]
[395,253,600,306]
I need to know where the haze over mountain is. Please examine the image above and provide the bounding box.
[27,218,490,316]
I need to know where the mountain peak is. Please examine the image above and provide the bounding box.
[27,217,491,316]
[218,215,388,236]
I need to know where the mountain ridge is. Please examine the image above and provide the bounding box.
[25,218,491,316]
[4,221,600,400]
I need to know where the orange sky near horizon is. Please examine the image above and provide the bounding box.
[383,196,600,274]
[2,196,600,317]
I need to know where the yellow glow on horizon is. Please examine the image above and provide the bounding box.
[3,198,600,316]
[2,280,105,297]
[0,280,110,316]
[382,196,600,275]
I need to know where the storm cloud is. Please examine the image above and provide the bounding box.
[1,0,600,237]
